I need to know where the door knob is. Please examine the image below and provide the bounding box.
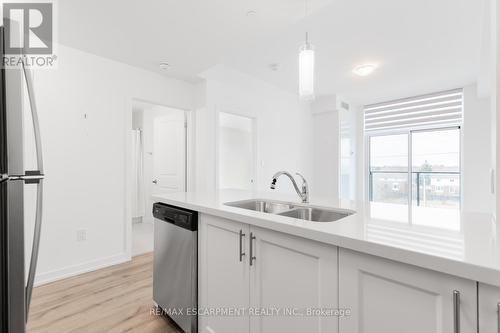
[152,179,158,184]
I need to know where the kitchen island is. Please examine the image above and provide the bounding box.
[153,190,500,333]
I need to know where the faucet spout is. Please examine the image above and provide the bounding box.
[270,171,309,203]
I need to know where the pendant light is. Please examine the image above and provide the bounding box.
[299,0,314,101]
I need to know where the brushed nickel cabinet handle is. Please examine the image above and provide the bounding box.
[249,233,256,266]
[453,290,460,333]
[239,230,245,262]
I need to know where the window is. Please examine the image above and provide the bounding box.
[369,134,408,205]
[411,128,460,209]
[366,90,462,218]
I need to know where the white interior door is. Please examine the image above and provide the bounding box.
[152,113,186,193]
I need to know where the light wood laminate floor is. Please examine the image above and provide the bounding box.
[27,253,181,333]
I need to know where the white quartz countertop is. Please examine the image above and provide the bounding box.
[153,190,500,287]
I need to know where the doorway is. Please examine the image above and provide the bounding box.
[130,100,187,256]
[218,112,256,190]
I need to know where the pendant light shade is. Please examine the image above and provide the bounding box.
[299,36,315,101]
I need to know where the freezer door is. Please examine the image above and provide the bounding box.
[3,38,24,176]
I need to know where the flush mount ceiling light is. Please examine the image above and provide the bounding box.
[353,64,377,77]
[298,0,314,101]
[159,62,170,71]
[246,10,257,17]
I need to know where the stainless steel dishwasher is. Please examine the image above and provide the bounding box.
[153,202,198,333]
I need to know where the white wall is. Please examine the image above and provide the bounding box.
[196,65,313,195]
[469,0,497,217]
[192,81,215,193]
[309,96,359,203]
[494,0,499,220]
[312,111,339,200]
[479,0,499,219]
[477,0,493,98]
[355,105,365,202]
[478,0,498,217]
[339,108,358,201]
[462,84,493,213]
[30,44,195,284]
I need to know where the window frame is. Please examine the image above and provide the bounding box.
[366,125,462,221]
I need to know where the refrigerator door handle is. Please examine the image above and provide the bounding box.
[21,60,45,319]
[21,60,44,174]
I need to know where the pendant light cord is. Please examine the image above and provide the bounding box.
[304,0,309,44]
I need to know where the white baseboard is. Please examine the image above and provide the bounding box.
[34,252,130,287]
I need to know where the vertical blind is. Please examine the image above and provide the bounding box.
[364,89,463,133]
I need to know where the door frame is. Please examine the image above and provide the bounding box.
[124,97,194,259]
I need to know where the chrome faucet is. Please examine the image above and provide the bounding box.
[270,171,309,203]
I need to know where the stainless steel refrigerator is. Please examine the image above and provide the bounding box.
[0,25,45,333]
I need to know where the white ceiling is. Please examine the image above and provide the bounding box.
[58,0,485,105]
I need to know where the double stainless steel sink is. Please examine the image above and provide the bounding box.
[224,199,353,222]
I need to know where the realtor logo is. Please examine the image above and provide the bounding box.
[2,1,57,68]
[3,2,53,54]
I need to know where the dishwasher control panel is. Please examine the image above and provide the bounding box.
[153,203,198,231]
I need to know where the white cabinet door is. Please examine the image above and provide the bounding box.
[199,215,250,333]
[339,249,477,333]
[249,226,338,333]
[479,283,500,333]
